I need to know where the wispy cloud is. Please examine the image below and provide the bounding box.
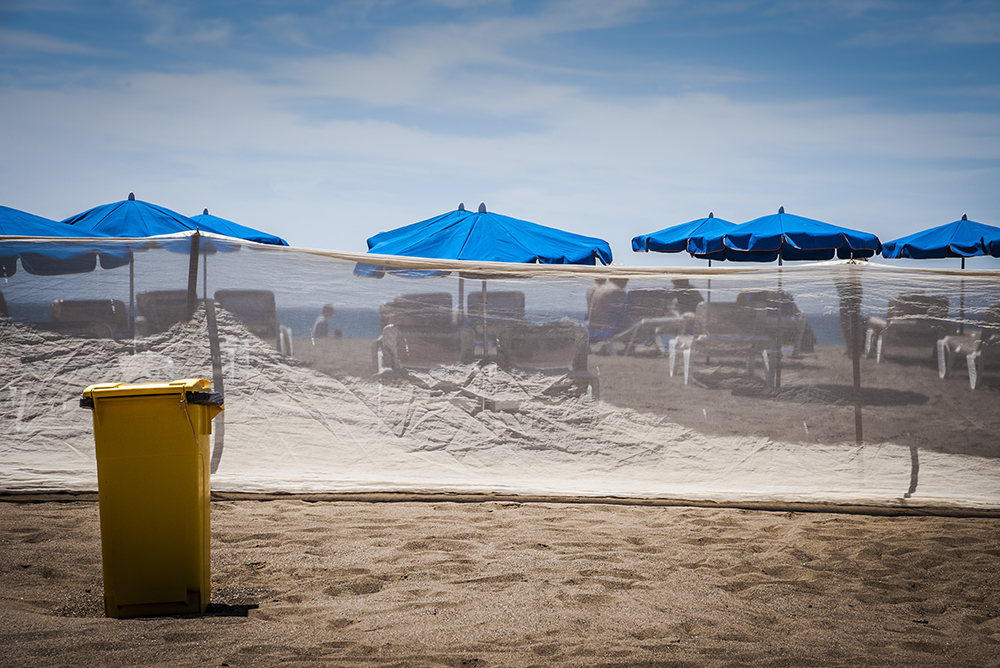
[931,11,1000,44]
[0,0,996,259]
[130,0,232,47]
[846,7,1000,46]
[0,28,108,56]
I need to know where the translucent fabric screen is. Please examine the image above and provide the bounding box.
[2,235,998,510]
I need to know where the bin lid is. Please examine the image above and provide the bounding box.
[82,378,214,400]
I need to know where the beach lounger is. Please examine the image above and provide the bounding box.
[44,299,130,339]
[375,324,476,374]
[214,289,280,348]
[672,301,774,385]
[373,292,475,375]
[865,292,954,363]
[379,292,454,330]
[135,290,198,336]
[496,321,598,399]
[937,304,1000,389]
[735,289,814,355]
[609,288,685,356]
[466,291,528,356]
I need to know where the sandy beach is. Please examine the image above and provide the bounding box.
[3,495,1000,667]
[3,270,1000,666]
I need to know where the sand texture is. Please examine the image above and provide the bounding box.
[3,497,1000,667]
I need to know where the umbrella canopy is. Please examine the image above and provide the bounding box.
[881,214,1000,261]
[62,193,247,257]
[688,207,881,263]
[365,202,613,266]
[1,205,98,238]
[190,209,289,246]
[62,192,204,237]
[0,205,129,277]
[632,212,736,260]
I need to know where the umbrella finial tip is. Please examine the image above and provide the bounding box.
[458,202,465,211]
[778,206,784,214]
[128,192,135,201]
[708,212,714,218]
[962,213,968,220]
[478,202,487,213]
[203,208,209,215]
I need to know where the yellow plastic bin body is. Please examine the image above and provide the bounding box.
[81,378,223,619]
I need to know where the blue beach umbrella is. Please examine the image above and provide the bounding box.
[62,193,244,333]
[364,202,612,266]
[62,192,239,258]
[881,214,1000,268]
[882,214,1000,333]
[62,194,267,253]
[0,205,128,277]
[190,209,289,246]
[688,207,881,264]
[632,212,736,262]
[687,207,880,392]
[1,205,95,238]
[631,212,737,309]
[62,192,204,237]
[358,202,613,359]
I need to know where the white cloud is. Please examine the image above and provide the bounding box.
[1,56,997,261]
[0,28,107,56]
[846,8,1000,46]
[931,11,1000,44]
[0,0,997,265]
[132,0,232,47]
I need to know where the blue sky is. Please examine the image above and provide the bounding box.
[1,0,998,266]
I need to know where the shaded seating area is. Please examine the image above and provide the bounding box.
[42,299,130,339]
[377,323,475,373]
[735,289,815,356]
[866,292,954,363]
[671,301,774,385]
[938,304,1000,390]
[214,290,279,347]
[466,290,528,356]
[379,292,454,330]
[135,290,196,336]
[608,288,686,356]
[496,321,598,399]
[374,292,475,374]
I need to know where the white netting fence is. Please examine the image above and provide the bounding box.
[2,235,998,509]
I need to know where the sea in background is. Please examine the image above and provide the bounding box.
[7,300,849,346]
[3,241,995,348]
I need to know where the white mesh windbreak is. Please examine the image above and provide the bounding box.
[2,234,999,509]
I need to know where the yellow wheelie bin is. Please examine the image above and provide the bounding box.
[81,378,223,618]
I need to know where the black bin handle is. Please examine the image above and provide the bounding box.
[187,391,224,406]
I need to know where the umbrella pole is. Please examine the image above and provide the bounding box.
[482,280,488,361]
[774,258,783,388]
[186,232,201,320]
[458,278,465,325]
[707,260,711,304]
[960,257,965,335]
[129,254,135,339]
[849,269,864,444]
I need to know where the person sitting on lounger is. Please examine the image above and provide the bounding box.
[312,304,335,338]
[585,278,606,323]
[587,278,628,351]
